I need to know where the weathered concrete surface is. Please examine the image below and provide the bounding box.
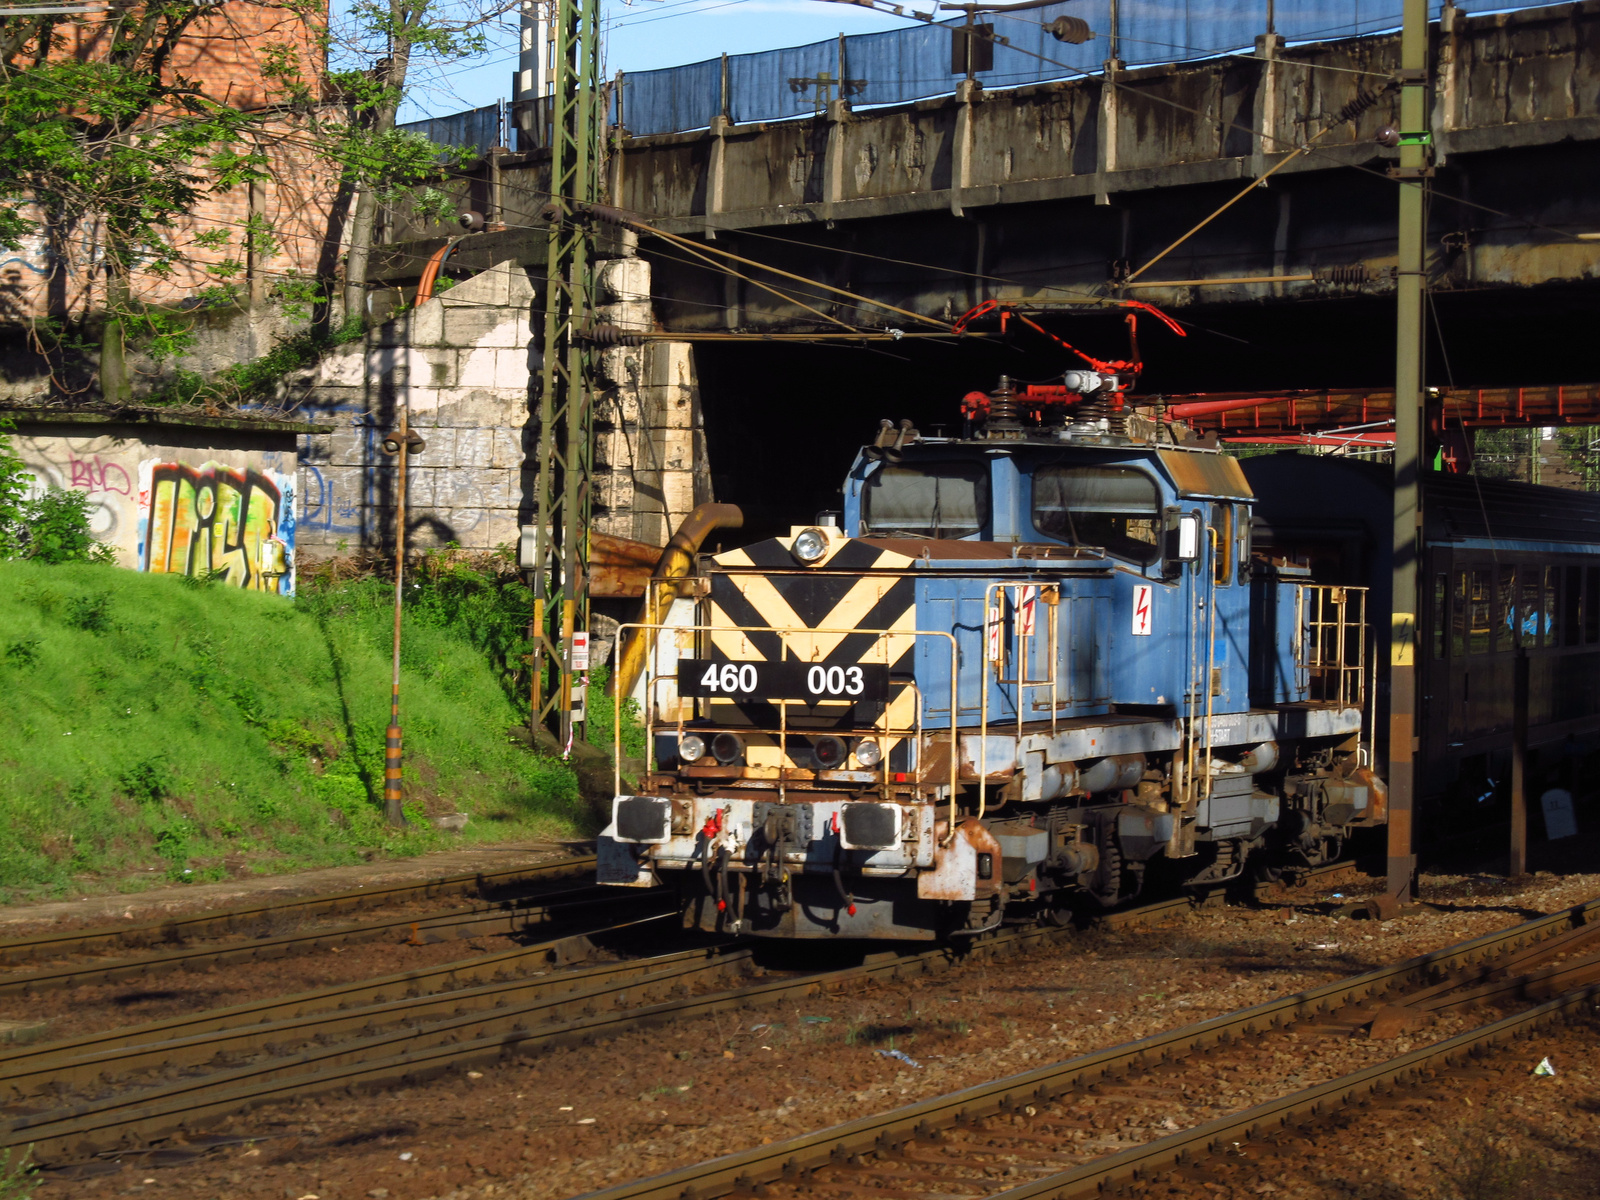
[402,2,1600,333]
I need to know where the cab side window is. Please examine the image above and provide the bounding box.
[1032,466,1161,564]
[1213,505,1234,585]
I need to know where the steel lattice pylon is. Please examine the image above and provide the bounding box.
[529,0,603,742]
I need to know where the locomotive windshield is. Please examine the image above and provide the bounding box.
[1032,465,1161,563]
[862,463,988,538]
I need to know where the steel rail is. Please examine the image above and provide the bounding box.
[568,892,1600,1200]
[0,883,662,997]
[0,941,756,1117]
[0,915,675,1098]
[1093,860,1362,930]
[0,853,599,967]
[1,861,1356,1098]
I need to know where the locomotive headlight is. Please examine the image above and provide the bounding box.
[811,735,848,770]
[710,732,745,765]
[792,527,829,565]
[678,733,708,763]
[853,739,883,768]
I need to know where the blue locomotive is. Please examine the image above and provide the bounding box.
[598,377,1384,939]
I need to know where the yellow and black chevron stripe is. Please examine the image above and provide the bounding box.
[701,538,919,771]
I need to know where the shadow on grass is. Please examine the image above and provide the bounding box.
[315,612,378,806]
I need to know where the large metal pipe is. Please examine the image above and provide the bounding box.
[610,503,744,700]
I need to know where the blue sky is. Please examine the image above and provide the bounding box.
[398,0,916,122]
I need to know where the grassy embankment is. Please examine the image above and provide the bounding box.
[0,559,586,901]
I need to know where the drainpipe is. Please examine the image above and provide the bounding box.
[611,503,744,700]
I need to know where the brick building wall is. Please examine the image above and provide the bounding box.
[1,3,343,322]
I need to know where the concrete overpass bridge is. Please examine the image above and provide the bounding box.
[605,0,1600,336]
[370,0,1600,537]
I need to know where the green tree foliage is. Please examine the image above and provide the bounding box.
[319,0,516,319]
[0,2,271,401]
[0,1146,37,1200]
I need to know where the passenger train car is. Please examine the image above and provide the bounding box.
[597,379,1387,939]
[1244,454,1600,823]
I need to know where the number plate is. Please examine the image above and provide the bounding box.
[677,659,890,702]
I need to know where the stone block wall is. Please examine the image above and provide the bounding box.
[289,263,534,558]
[290,256,711,562]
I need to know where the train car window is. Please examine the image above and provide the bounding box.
[1432,574,1447,659]
[1520,567,1542,647]
[1469,569,1492,654]
[1032,466,1161,564]
[1496,566,1517,653]
[1238,509,1253,577]
[1545,566,1558,646]
[1451,572,1468,658]
[1564,566,1583,646]
[1213,505,1234,585]
[1588,566,1600,643]
[862,463,988,538]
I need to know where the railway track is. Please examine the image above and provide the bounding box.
[0,856,1366,1165]
[0,850,599,968]
[570,890,1600,1200]
[0,871,659,997]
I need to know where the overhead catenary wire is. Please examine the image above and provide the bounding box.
[13,18,1594,265]
[624,214,955,328]
[646,235,863,330]
[12,0,1589,265]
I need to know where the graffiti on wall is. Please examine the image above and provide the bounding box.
[137,461,297,594]
[15,446,135,545]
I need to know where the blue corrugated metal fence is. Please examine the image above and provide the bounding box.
[405,0,1549,148]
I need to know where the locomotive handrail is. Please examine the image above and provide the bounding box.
[612,621,963,842]
[978,582,1061,822]
[1296,584,1369,710]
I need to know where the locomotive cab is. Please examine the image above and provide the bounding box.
[599,382,1382,940]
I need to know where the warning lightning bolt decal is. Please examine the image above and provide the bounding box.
[1132,584,1153,636]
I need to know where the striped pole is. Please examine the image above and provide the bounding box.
[385,412,410,826]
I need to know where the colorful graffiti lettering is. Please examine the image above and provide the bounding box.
[137,461,296,594]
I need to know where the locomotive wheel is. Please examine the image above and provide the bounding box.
[1090,833,1125,908]
[1254,859,1284,884]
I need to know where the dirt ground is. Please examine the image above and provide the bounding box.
[34,867,1600,1200]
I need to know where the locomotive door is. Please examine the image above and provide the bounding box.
[1209,502,1251,713]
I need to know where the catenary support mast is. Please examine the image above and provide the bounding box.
[529,0,603,744]
[1387,0,1429,902]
